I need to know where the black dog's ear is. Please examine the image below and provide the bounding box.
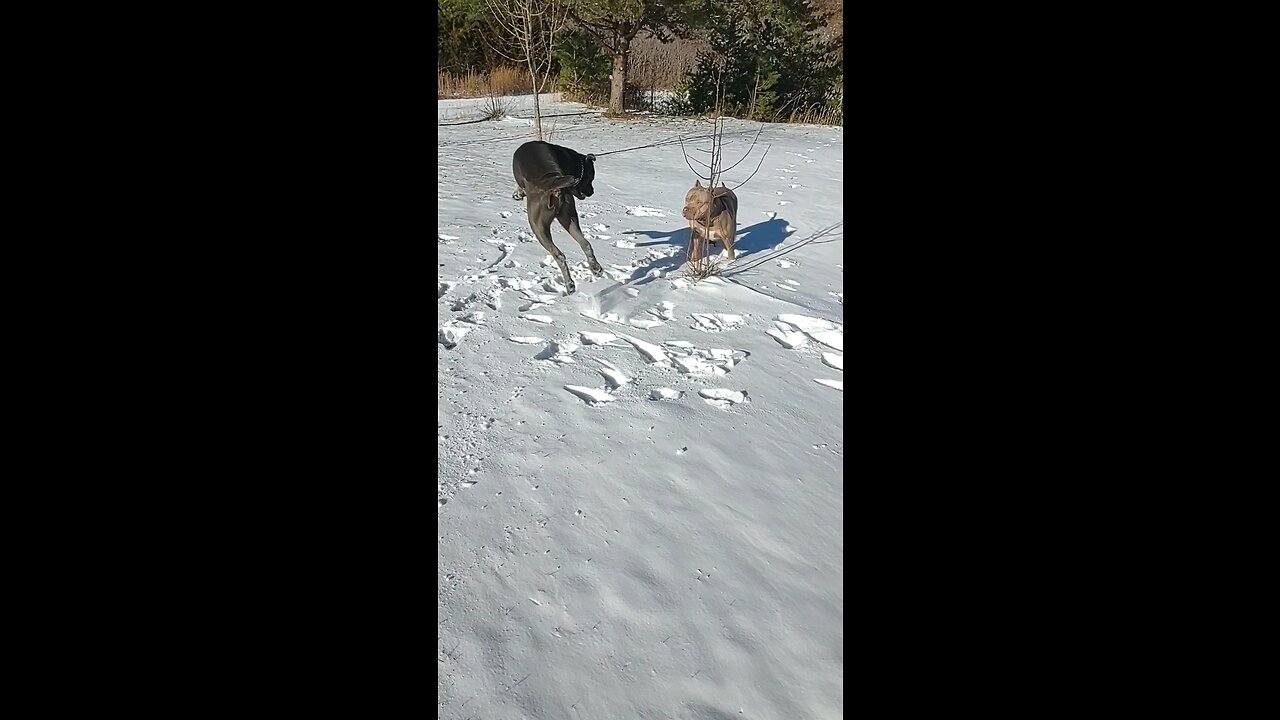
[538,172,579,190]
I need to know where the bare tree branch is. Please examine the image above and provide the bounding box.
[566,8,618,53]
[729,145,771,190]
[718,123,765,174]
[488,0,564,139]
[679,135,712,182]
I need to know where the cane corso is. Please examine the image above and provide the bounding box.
[511,141,603,295]
[681,180,739,261]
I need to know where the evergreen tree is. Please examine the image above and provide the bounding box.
[553,27,611,103]
[684,0,839,120]
[438,0,502,73]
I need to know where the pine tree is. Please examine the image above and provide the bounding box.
[685,0,839,120]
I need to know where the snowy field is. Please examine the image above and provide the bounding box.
[438,93,844,720]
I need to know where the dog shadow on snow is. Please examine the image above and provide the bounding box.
[621,218,796,282]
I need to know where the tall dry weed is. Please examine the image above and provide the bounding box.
[437,65,533,98]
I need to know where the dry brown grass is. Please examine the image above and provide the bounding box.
[786,103,843,126]
[437,65,533,98]
[628,36,702,90]
[683,252,727,280]
[481,95,512,120]
[560,86,608,106]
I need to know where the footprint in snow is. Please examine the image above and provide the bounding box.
[535,341,579,363]
[766,323,808,349]
[580,331,620,345]
[523,314,554,324]
[621,335,668,363]
[699,389,749,409]
[628,317,664,329]
[596,363,629,389]
[814,378,843,391]
[668,345,746,376]
[649,388,684,401]
[807,330,843,351]
[772,314,843,351]
[439,322,472,348]
[564,385,615,405]
[689,313,745,332]
[651,301,676,320]
[508,336,544,344]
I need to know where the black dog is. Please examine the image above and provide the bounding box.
[511,141,603,295]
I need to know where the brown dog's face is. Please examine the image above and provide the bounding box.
[682,181,717,222]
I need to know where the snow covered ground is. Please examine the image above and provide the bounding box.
[438,93,844,720]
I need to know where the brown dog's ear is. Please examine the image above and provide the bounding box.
[711,185,730,198]
[694,179,702,188]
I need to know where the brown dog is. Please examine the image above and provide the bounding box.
[681,180,738,261]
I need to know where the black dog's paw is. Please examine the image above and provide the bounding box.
[563,282,576,296]
[589,262,604,276]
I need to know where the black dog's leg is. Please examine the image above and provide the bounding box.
[556,195,603,277]
[527,193,576,294]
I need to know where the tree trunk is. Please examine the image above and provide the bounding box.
[609,37,630,115]
[530,66,543,140]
